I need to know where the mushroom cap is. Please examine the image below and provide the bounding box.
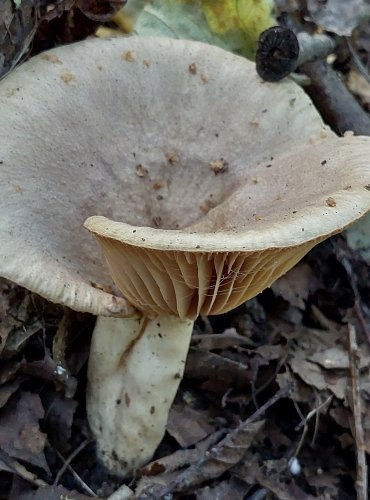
[1,36,369,317]
[85,136,370,319]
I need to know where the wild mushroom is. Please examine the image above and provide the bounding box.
[0,36,369,476]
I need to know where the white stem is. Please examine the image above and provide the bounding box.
[86,314,194,476]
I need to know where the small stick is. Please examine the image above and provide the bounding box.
[348,324,368,500]
[293,394,333,458]
[53,438,93,488]
[302,60,370,135]
[52,445,97,497]
[148,382,293,497]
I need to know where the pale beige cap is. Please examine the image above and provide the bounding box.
[85,136,370,319]
[1,36,368,317]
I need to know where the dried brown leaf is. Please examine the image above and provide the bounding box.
[0,360,21,385]
[272,263,319,309]
[290,357,347,400]
[276,371,313,403]
[195,477,251,500]
[0,391,49,473]
[167,403,216,448]
[3,319,42,357]
[43,392,78,453]
[191,329,255,350]
[185,348,251,389]
[307,0,370,36]
[138,420,264,497]
[235,457,317,500]
[136,431,226,496]
[10,483,97,500]
[21,349,77,397]
[0,278,34,356]
[0,378,24,408]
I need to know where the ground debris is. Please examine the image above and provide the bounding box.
[0,391,49,473]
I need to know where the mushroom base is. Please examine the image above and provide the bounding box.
[86,314,194,476]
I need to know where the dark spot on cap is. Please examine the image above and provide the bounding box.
[150,406,155,414]
[188,63,197,74]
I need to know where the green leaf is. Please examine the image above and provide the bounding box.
[123,0,276,59]
[202,0,276,58]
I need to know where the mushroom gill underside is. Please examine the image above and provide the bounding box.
[85,134,370,320]
[89,235,317,319]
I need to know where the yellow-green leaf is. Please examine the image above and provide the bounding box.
[117,0,276,59]
[201,0,276,58]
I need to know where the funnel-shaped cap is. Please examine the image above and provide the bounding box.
[1,36,369,316]
[85,136,370,319]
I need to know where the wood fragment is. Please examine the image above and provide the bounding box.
[53,438,93,488]
[301,61,370,135]
[347,324,368,500]
[52,443,97,497]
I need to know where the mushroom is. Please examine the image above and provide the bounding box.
[0,36,369,476]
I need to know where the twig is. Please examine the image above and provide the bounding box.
[347,324,368,500]
[293,394,333,457]
[0,448,48,488]
[52,443,97,497]
[53,438,94,490]
[137,383,293,498]
[297,32,337,66]
[301,60,370,135]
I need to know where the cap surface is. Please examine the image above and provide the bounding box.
[1,36,367,316]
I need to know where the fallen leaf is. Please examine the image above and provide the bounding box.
[42,392,78,453]
[346,212,370,263]
[290,357,347,400]
[307,0,370,36]
[10,483,96,500]
[271,263,319,309]
[191,328,255,350]
[309,346,370,370]
[196,477,250,500]
[0,378,24,408]
[167,403,215,447]
[0,391,49,473]
[126,0,275,59]
[185,348,251,389]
